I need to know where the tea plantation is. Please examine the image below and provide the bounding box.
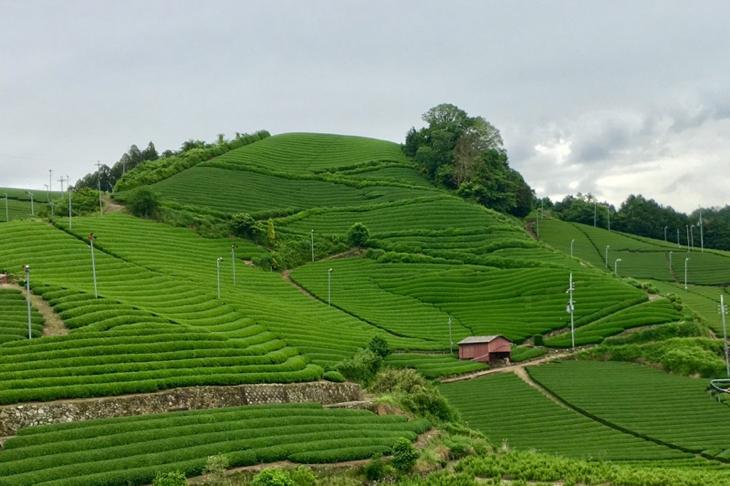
[0,288,43,343]
[0,403,429,485]
[3,131,730,483]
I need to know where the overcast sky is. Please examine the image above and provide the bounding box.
[2,0,729,213]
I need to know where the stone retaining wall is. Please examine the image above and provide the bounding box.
[0,381,362,440]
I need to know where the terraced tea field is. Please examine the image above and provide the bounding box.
[544,299,681,347]
[0,220,321,403]
[0,288,43,344]
[293,258,647,343]
[529,360,730,459]
[0,403,429,485]
[201,132,410,175]
[439,372,688,461]
[149,166,434,217]
[541,218,730,285]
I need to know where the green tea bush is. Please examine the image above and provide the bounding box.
[152,471,188,486]
[391,437,419,473]
[336,348,383,384]
[363,454,387,481]
[251,468,293,486]
[370,368,457,422]
[323,370,346,382]
[347,222,370,247]
[368,335,391,358]
[126,187,161,218]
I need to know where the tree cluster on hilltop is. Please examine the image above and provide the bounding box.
[551,193,730,251]
[404,103,533,217]
[72,133,258,193]
[74,142,160,192]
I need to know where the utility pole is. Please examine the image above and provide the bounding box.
[720,295,729,378]
[2,193,7,222]
[67,179,73,229]
[216,257,223,299]
[700,212,704,253]
[669,251,673,273]
[328,268,333,306]
[231,244,237,286]
[570,239,575,258]
[684,257,689,290]
[607,205,611,232]
[614,258,622,276]
[95,162,103,216]
[567,272,576,350]
[690,225,695,252]
[686,225,690,251]
[605,245,610,269]
[310,229,315,263]
[89,233,98,298]
[676,228,680,248]
[24,265,32,339]
[26,192,34,216]
[49,169,52,198]
[535,209,540,239]
[58,177,65,193]
[664,226,668,242]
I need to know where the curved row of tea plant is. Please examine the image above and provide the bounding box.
[439,372,687,460]
[0,403,429,485]
[544,299,682,347]
[0,221,321,404]
[529,360,730,458]
[294,257,648,343]
[0,288,43,343]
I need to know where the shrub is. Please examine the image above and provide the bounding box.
[336,348,383,384]
[152,471,187,486]
[251,468,294,486]
[347,222,370,247]
[370,368,457,422]
[368,335,391,358]
[323,370,346,382]
[202,454,229,486]
[532,335,544,346]
[391,437,419,473]
[126,187,161,218]
[288,466,316,486]
[362,454,387,481]
[267,219,277,246]
[230,213,264,240]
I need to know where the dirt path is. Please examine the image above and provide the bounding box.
[512,367,570,410]
[439,351,574,383]
[0,283,68,336]
[281,270,318,301]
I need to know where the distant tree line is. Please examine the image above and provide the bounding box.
[550,193,730,251]
[404,104,533,217]
[73,132,267,193]
[74,142,159,192]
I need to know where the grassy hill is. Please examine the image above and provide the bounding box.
[3,131,730,484]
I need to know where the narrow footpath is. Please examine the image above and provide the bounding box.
[0,282,68,336]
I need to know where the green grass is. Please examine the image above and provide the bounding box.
[439,372,687,460]
[0,403,429,485]
[0,289,43,343]
[529,360,730,458]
